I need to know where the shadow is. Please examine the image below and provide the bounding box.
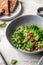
[17,50,43,60]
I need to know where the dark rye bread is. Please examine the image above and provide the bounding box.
[0,0,18,16]
[0,0,9,16]
[9,0,18,13]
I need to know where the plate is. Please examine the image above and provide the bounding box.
[0,2,22,21]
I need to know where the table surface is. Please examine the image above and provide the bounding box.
[0,0,43,65]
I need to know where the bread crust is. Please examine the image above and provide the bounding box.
[0,0,9,16]
[9,0,18,13]
[0,0,18,16]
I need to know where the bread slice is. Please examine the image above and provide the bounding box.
[0,0,9,16]
[9,0,18,13]
[4,0,9,16]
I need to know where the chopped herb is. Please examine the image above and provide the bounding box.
[0,22,7,28]
[11,59,18,65]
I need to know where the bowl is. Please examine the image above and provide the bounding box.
[6,15,43,54]
[38,56,43,65]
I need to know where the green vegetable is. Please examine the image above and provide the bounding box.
[27,41,34,50]
[29,25,39,30]
[11,59,18,65]
[11,25,43,52]
[0,22,7,28]
[17,26,25,32]
[33,30,40,41]
[38,41,43,48]
[22,38,27,43]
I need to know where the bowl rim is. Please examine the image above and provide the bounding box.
[38,56,43,65]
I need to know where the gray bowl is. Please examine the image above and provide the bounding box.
[6,15,43,54]
[38,57,43,65]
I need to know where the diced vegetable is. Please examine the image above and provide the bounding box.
[11,25,43,52]
[11,59,18,65]
[38,41,43,48]
[0,22,7,28]
[27,41,34,50]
